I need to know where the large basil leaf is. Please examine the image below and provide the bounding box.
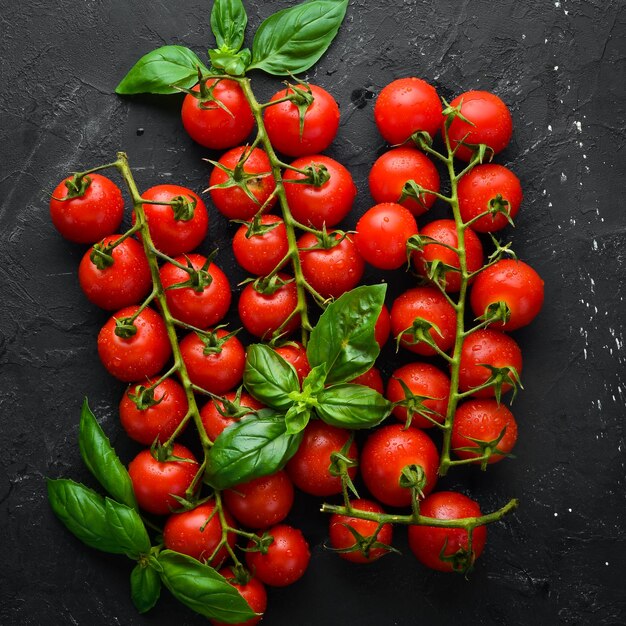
[316,384,392,429]
[211,0,247,51]
[249,0,348,75]
[131,563,161,613]
[78,399,137,509]
[116,46,208,95]
[308,285,386,385]
[158,551,256,622]
[104,498,151,557]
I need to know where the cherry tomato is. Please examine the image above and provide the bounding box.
[298,232,364,299]
[128,443,198,515]
[163,501,236,565]
[78,235,151,310]
[407,491,487,572]
[390,286,456,356]
[180,328,246,394]
[137,184,208,256]
[181,79,254,150]
[386,362,450,428]
[209,146,277,220]
[283,155,356,229]
[50,173,124,244]
[354,203,418,270]
[245,524,310,587]
[411,219,484,293]
[369,148,440,217]
[200,391,264,441]
[458,164,522,232]
[350,367,384,394]
[97,305,171,382]
[375,304,391,348]
[211,568,267,626]
[232,216,289,276]
[329,499,394,564]
[160,253,232,329]
[458,329,523,397]
[470,259,544,331]
[451,400,518,464]
[119,377,188,445]
[446,91,513,162]
[374,77,443,144]
[264,83,340,156]
[286,421,357,497]
[361,424,439,507]
[274,342,310,384]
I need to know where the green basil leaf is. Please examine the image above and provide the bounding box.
[205,414,302,489]
[158,550,255,622]
[308,285,386,385]
[209,48,251,76]
[211,0,248,51]
[104,498,151,557]
[302,363,327,394]
[316,384,392,429]
[116,46,208,95]
[249,0,348,75]
[284,404,311,435]
[78,399,137,509]
[131,563,161,613]
[243,344,300,411]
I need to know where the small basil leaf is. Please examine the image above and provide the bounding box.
[308,285,386,385]
[158,550,256,622]
[104,498,151,557]
[116,46,208,95]
[301,363,327,394]
[316,384,392,429]
[249,0,348,75]
[209,48,251,76]
[211,0,248,51]
[131,563,161,614]
[284,404,311,435]
[78,399,137,509]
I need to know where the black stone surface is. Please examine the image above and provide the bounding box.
[1,1,625,624]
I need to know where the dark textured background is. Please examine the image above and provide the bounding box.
[1,0,625,624]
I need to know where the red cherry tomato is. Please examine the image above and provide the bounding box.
[200,391,264,441]
[97,305,171,382]
[274,342,310,384]
[232,216,289,276]
[211,568,267,626]
[50,173,124,244]
[264,83,340,156]
[350,367,384,394]
[375,304,391,348]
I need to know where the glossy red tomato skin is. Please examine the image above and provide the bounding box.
[209,146,277,220]
[245,524,310,587]
[458,329,523,397]
[355,203,418,270]
[374,77,443,144]
[181,79,254,150]
[470,259,544,331]
[180,329,246,395]
[283,155,356,229]
[119,377,189,445]
[163,501,236,565]
[211,568,267,626]
[232,215,289,276]
[458,164,522,232]
[451,400,518,464]
[390,286,457,356]
[350,367,384,394]
[329,499,394,564]
[97,306,171,382]
[160,254,232,329]
[375,305,391,348]
[50,174,124,244]
[128,443,199,515]
[286,421,358,497]
[274,342,310,384]
[408,491,487,572]
[361,424,439,507]
[446,91,513,162]
[298,232,364,299]
[369,148,441,217]
[264,84,340,156]
[137,185,209,257]
[223,470,295,529]
[78,235,151,310]
[200,391,264,442]
[386,362,451,428]
[412,219,484,293]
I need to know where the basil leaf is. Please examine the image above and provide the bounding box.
[249,0,348,75]
[131,563,161,613]
[78,399,137,509]
[211,0,247,51]
[284,404,311,435]
[302,363,327,394]
[209,48,251,76]
[243,344,300,411]
[116,46,208,95]
[158,551,255,622]
[205,414,302,489]
[104,498,151,557]
[308,285,386,385]
[316,384,392,429]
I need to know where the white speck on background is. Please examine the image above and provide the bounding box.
[593,239,598,250]
[548,124,552,131]
[554,65,559,70]
[561,173,567,183]
[574,121,582,132]
[554,512,558,517]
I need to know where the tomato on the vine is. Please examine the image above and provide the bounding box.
[211,568,267,626]
[274,342,310,384]
[350,366,384,394]
[232,215,289,276]
[200,391,264,441]
[375,304,391,348]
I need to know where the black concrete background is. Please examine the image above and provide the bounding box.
[1,0,625,624]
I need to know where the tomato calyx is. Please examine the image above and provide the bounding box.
[215,387,260,420]
[453,425,514,471]
[329,436,359,499]
[474,364,523,403]
[169,194,198,221]
[244,531,274,555]
[89,239,115,270]
[438,535,477,575]
[477,301,511,327]
[234,213,281,238]
[197,326,240,356]
[114,315,138,339]
[282,79,316,139]
[399,463,427,514]
[487,194,515,226]
[299,226,348,251]
[390,377,440,429]
[409,130,434,150]
[286,162,330,188]
[330,522,397,561]
[128,382,165,411]
[442,97,474,129]
[58,173,92,200]
[398,179,431,212]
[396,317,444,353]
[165,252,218,293]
[249,274,293,296]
